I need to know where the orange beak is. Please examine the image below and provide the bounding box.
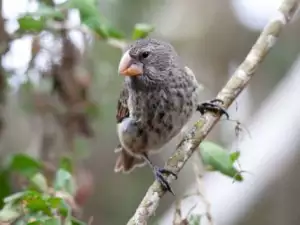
[118,50,143,76]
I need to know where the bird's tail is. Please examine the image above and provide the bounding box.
[114,145,146,173]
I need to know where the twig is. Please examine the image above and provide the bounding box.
[126,1,299,224]
[172,199,198,225]
[172,200,183,225]
[193,151,213,225]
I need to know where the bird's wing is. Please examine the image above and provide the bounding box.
[116,83,130,123]
[184,66,204,91]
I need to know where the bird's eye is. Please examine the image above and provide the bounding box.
[141,51,150,59]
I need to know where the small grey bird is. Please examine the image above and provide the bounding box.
[114,38,228,194]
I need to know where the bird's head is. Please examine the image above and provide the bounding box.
[118,38,180,87]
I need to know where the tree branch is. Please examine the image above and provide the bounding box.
[126,0,299,224]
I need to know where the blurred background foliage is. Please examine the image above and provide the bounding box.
[0,0,299,224]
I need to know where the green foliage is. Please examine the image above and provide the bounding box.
[187,214,202,225]
[27,3,64,20]
[5,153,42,178]
[132,23,155,40]
[0,153,82,224]
[0,201,22,222]
[70,217,87,225]
[54,169,76,195]
[18,16,47,33]
[16,0,154,44]
[31,173,48,192]
[0,188,82,224]
[199,141,243,181]
[17,3,64,33]
[2,0,156,224]
[63,0,124,39]
[59,157,73,174]
[0,169,11,208]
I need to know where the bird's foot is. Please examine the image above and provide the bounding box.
[141,153,177,195]
[153,166,177,195]
[197,99,229,119]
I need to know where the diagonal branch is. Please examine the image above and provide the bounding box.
[126,0,299,224]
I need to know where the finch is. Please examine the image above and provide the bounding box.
[114,38,228,194]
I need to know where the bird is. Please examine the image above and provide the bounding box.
[114,38,228,194]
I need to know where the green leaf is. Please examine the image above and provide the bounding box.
[57,200,69,217]
[68,0,99,21]
[71,217,87,225]
[17,16,46,32]
[0,169,11,208]
[47,197,63,209]
[22,191,51,216]
[132,23,154,40]
[3,192,26,204]
[199,141,243,181]
[28,217,61,225]
[17,1,66,33]
[24,212,53,223]
[54,169,76,195]
[28,220,43,225]
[230,151,240,163]
[99,24,124,39]
[43,217,61,225]
[81,17,124,39]
[0,204,21,222]
[30,173,48,192]
[5,153,42,178]
[59,157,73,173]
[68,0,124,39]
[82,17,106,37]
[28,3,64,20]
[17,2,65,34]
[61,199,72,224]
[187,214,202,225]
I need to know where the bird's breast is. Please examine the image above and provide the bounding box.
[127,87,198,149]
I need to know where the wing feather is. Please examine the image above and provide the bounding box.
[116,84,129,123]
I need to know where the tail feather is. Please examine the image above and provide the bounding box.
[114,145,146,173]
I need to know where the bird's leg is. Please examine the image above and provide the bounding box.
[197,99,229,119]
[141,153,177,195]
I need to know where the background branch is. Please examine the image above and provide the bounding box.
[127,0,299,224]
[192,151,213,225]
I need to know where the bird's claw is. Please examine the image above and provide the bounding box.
[153,166,177,195]
[197,99,229,119]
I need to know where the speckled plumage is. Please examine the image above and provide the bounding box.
[114,38,202,173]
